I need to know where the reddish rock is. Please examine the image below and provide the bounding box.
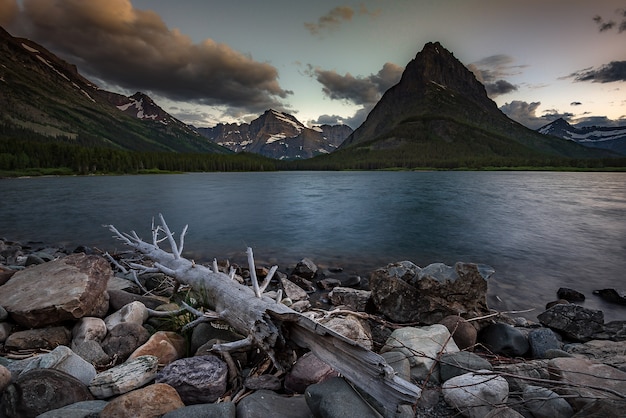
[284,352,339,393]
[129,331,187,365]
[99,383,184,418]
[439,315,477,351]
[4,326,71,351]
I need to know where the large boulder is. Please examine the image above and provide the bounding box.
[0,253,111,328]
[370,261,492,324]
[537,304,604,342]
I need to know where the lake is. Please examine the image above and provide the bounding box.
[1,171,625,322]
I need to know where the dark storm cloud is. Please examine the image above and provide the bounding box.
[570,101,583,106]
[569,61,626,83]
[467,54,523,97]
[594,8,626,33]
[311,106,371,129]
[12,0,290,114]
[305,5,380,35]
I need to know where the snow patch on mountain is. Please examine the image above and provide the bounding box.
[538,118,626,155]
[117,97,158,120]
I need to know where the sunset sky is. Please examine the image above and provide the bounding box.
[1,0,625,130]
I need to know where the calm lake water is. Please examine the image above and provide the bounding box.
[1,171,625,321]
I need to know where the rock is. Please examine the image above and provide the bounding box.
[0,368,94,418]
[0,364,11,392]
[571,398,626,417]
[493,360,550,393]
[72,317,107,343]
[156,355,228,404]
[442,370,509,418]
[381,325,459,382]
[101,322,150,362]
[528,327,561,359]
[237,389,310,418]
[370,261,492,324]
[318,314,373,349]
[107,288,168,310]
[381,351,411,381]
[546,299,570,309]
[284,352,339,393]
[104,301,149,331]
[0,253,111,328]
[305,377,381,418]
[439,315,477,350]
[328,286,370,311]
[478,323,529,357]
[190,321,244,355]
[484,407,525,418]
[89,355,159,398]
[289,274,316,292]
[4,326,71,351]
[36,400,109,418]
[521,385,574,418]
[19,345,96,386]
[129,331,186,366]
[439,351,493,382]
[162,402,237,418]
[601,320,626,341]
[564,339,626,371]
[292,258,318,280]
[99,383,184,418]
[0,304,8,321]
[557,287,585,302]
[537,304,604,342]
[280,277,309,302]
[244,374,282,391]
[317,278,341,290]
[548,357,626,410]
[72,340,111,367]
[593,288,626,305]
[0,322,12,343]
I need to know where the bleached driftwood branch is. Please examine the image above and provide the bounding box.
[105,214,420,417]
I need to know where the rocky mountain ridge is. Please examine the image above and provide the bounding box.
[198,109,353,160]
[538,118,626,156]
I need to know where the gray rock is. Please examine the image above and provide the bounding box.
[0,322,12,343]
[328,286,370,311]
[521,385,574,418]
[237,389,310,418]
[292,258,318,280]
[107,288,168,310]
[439,351,493,382]
[564,339,626,371]
[4,326,71,351]
[156,355,228,404]
[537,304,604,342]
[478,323,529,357]
[571,398,626,417]
[557,287,585,302]
[528,327,561,358]
[318,314,373,349]
[0,304,8,321]
[1,368,93,418]
[305,377,381,418]
[20,345,96,386]
[163,402,236,418]
[0,364,11,393]
[36,400,109,418]
[244,374,281,391]
[484,407,525,418]
[0,253,111,328]
[89,355,159,399]
[103,301,148,331]
[493,360,550,392]
[381,351,411,382]
[100,322,150,361]
[442,370,509,418]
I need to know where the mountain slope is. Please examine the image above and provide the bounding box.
[198,109,352,160]
[538,118,626,156]
[0,26,227,154]
[336,42,615,164]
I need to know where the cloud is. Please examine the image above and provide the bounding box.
[570,101,583,106]
[569,61,626,83]
[500,100,557,129]
[13,0,290,114]
[467,54,524,97]
[594,9,626,33]
[305,5,380,35]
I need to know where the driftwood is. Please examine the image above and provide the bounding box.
[106,215,421,416]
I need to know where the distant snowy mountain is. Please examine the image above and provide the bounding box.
[198,109,353,160]
[538,118,626,156]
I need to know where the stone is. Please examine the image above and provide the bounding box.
[99,383,184,418]
[0,364,11,393]
[4,325,71,351]
[107,288,168,310]
[0,304,8,321]
[284,352,339,393]
[72,317,107,343]
[129,331,187,365]
[557,287,585,302]
[478,323,529,357]
[0,253,111,328]
[36,400,109,418]
[548,357,626,410]
[244,374,282,390]
[305,377,381,418]
[237,389,310,418]
[381,325,459,382]
[593,288,626,305]
[439,315,477,350]
[317,278,341,290]
[442,370,509,418]
[381,350,411,381]
[370,261,492,324]
[104,301,149,330]
[565,339,626,371]
[19,345,96,386]
[289,274,316,292]
[0,368,93,418]
[528,327,561,359]
[156,355,228,404]
[538,304,604,342]
[493,360,550,393]
[328,286,370,311]
[484,407,525,418]
[521,385,574,418]
[72,339,111,367]
[280,277,309,302]
[163,402,237,418]
[0,322,11,343]
[318,314,373,349]
[439,351,493,382]
[190,321,244,354]
[101,322,150,361]
[292,258,318,280]
[89,355,159,399]
[571,398,626,417]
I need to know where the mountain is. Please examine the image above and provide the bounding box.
[538,118,626,156]
[198,109,353,160]
[333,41,616,166]
[0,26,227,154]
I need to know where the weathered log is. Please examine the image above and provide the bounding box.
[106,215,420,416]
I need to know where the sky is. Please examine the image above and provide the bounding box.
[1,0,625,130]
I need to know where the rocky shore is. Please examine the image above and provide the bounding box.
[1,238,626,417]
